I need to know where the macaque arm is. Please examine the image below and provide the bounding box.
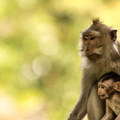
[67,70,96,120]
[101,101,114,120]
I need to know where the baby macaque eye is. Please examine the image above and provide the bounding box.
[90,36,96,40]
[101,86,105,89]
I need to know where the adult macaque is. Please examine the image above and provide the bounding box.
[67,18,120,120]
[98,72,120,120]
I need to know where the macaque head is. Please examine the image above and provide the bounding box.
[80,18,117,61]
[98,79,115,99]
[98,72,120,100]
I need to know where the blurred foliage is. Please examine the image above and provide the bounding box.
[0,0,120,120]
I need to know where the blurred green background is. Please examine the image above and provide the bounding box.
[0,0,120,120]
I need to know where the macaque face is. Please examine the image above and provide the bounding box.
[81,30,104,61]
[98,83,109,99]
[80,19,117,62]
[98,79,114,99]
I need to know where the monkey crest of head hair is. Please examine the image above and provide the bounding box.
[92,18,103,26]
[91,18,111,31]
[92,18,102,25]
[99,72,120,82]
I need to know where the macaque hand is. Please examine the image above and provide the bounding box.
[67,113,77,120]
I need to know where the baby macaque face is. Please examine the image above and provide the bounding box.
[98,79,114,99]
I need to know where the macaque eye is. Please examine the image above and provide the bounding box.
[101,86,105,89]
[90,36,96,40]
[83,37,88,41]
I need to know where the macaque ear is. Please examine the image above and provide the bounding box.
[110,29,117,41]
[114,82,120,92]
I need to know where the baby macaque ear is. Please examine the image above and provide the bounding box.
[114,82,120,92]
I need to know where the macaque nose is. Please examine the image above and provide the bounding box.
[86,48,89,51]
[85,46,89,51]
[98,91,101,95]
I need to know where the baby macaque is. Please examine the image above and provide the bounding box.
[98,72,120,120]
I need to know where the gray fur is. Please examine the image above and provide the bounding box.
[67,19,120,120]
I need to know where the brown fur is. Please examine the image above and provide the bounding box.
[67,19,120,120]
[98,74,120,120]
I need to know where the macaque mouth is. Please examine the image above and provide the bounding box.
[99,94,109,99]
[88,53,98,57]
[100,95,106,99]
